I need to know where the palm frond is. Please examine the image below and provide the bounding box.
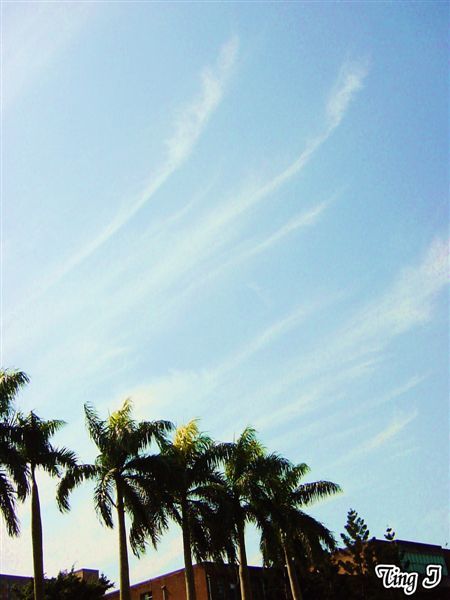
[108,399,134,433]
[173,419,211,454]
[129,420,174,454]
[84,403,108,450]
[94,475,115,528]
[0,428,29,499]
[57,464,99,511]
[122,478,166,555]
[41,447,78,477]
[0,370,29,416]
[0,469,20,536]
[294,481,342,506]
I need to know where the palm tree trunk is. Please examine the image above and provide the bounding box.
[31,467,44,600]
[282,541,303,600]
[181,502,197,600]
[116,486,131,600]
[237,519,253,600]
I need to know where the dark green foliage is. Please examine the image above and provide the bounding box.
[16,412,77,478]
[338,508,374,579]
[259,464,341,566]
[58,400,173,600]
[257,463,341,600]
[13,569,113,599]
[0,370,29,535]
[159,420,233,600]
[0,370,30,416]
[58,401,173,555]
[336,509,405,600]
[218,427,296,600]
[15,410,77,600]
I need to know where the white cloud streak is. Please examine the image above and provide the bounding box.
[130,298,329,423]
[124,237,447,455]
[241,237,449,431]
[184,58,367,240]
[2,2,94,110]
[90,59,368,327]
[327,409,419,469]
[4,58,369,418]
[40,35,239,289]
[326,60,369,128]
[165,36,239,165]
[8,56,365,363]
[273,373,427,454]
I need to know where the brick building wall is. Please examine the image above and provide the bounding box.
[105,563,285,600]
[105,565,206,600]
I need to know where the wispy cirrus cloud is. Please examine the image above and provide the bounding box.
[88,60,368,326]
[124,236,446,459]
[244,237,449,431]
[48,55,364,302]
[341,237,448,346]
[326,60,369,129]
[5,57,368,414]
[158,197,334,327]
[193,59,368,234]
[327,409,419,469]
[129,297,332,423]
[165,36,239,165]
[11,56,364,361]
[256,238,449,422]
[38,35,239,290]
[272,373,427,454]
[2,2,95,111]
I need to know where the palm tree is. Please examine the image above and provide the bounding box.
[57,400,173,600]
[0,369,29,536]
[222,427,290,600]
[161,420,229,600]
[16,411,77,600]
[257,462,341,600]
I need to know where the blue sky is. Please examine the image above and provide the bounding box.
[1,0,448,588]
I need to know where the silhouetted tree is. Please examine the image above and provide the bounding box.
[17,412,76,600]
[58,400,172,600]
[258,462,341,600]
[222,427,291,600]
[14,569,113,600]
[0,369,29,535]
[161,420,229,600]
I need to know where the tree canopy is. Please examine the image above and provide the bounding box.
[13,569,113,600]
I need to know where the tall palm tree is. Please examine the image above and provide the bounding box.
[222,427,290,600]
[0,369,29,536]
[257,462,341,600]
[161,420,229,600]
[57,400,173,600]
[16,411,77,600]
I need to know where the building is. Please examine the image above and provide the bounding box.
[393,539,450,580]
[333,538,450,595]
[0,568,100,600]
[104,563,285,600]
[0,574,32,600]
[73,568,101,584]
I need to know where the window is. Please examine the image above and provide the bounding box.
[216,578,226,600]
[401,552,448,576]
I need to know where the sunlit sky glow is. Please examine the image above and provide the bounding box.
[1,1,448,588]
